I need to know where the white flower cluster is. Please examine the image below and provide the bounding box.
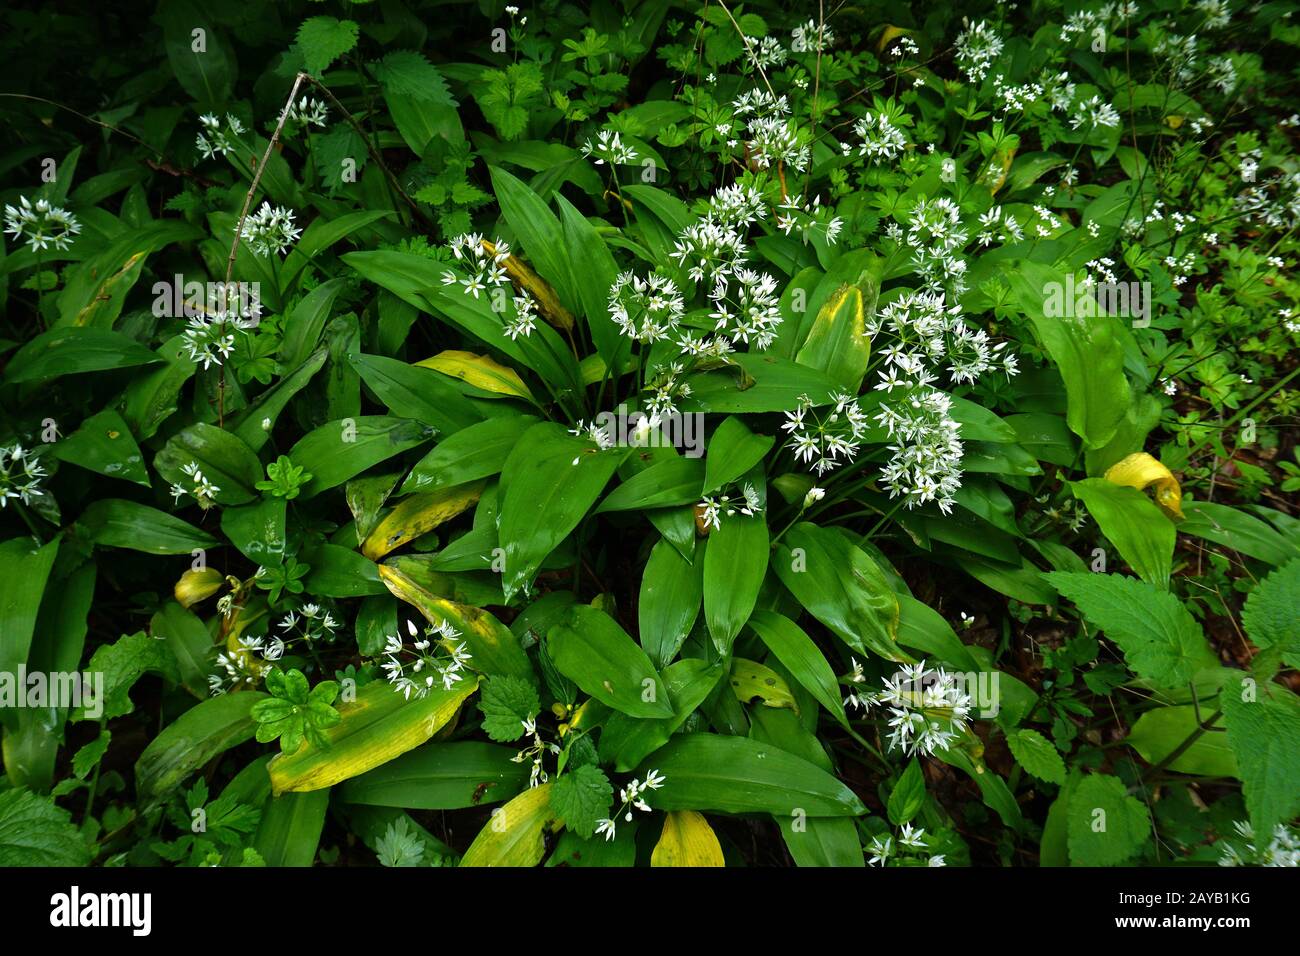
[953,20,1004,83]
[182,311,258,370]
[975,206,1024,247]
[581,128,639,166]
[775,194,844,245]
[1069,94,1121,131]
[511,715,561,788]
[731,90,810,173]
[504,290,537,341]
[594,769,665,841]
[848,659,973,757]
[608,271,686,343]
[1218,821,1299,867]
[0,444,46,508]
[287,96,329,128]
[381,619,472,699]
[4,195,81,253]
[1059,3,1139,43]
[843,110,907,163]
[904,196,970,296]
[239,202,301,257]
[195,112,244,160]
[170,461,221,509]
[1236,171,1300,230]
[867,822,947,867]
[276,603,339,652]
[441,232,510,297]
[790,19,835,54]
[746,35,787,70]
[783,391,871,477]
[209,635,272,696]
[697,482,762,531]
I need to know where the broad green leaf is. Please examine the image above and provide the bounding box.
[155,422,264,506]
[1046,572,1217,688]
[1009,261,1131,449]
[703,511,768,655]
[597,457,704,512]
[887,759,927,826]
[1179,500,1300,567]
[402,415,537,495]
[1069,478,1174,588]
[5,326,162,383]
[636,734,865,816]
[748,610,848,727]
[162,0,234,104]
[136,691,266,803]
[351,353,484,435]
[118,335,198,441]
[600,659,724,772]
[555,192,623,367]
[489,165,580,313]
[340,741,529,809]
[221,496,287,567]
[253,790,330,867]
[497,422,625,600]
[268,677,478,795]
[289,416,434,498]
[547,605,673,719]
[683,353,840,413]
[638,537,703,668]
[51,408,149,486]
[702,416,774,493]
[651,810,724,867]
[774,522,905,663]
[1126,706,1237,777]
[301,542,387,597]
[77,499,217,555]
[0,537,59,731]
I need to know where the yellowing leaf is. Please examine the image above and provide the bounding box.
[876,25,912,52]
[360,481,483,559]
[378,562,534,680]
[268,677,478,795]
[1104,451,1184,519]
[795,279,872,392]
[651,810,724,867]
[729,658,798,712]
[416,350,535,402]
[460,781,555,866]
[481,238,574,331]
[174,567,224,608]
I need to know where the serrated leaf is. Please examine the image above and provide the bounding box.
[0,788,90,866]
[1067,773,1150,866]
[1045,572,1217,688]
[297,16,359,75]
[1006,728,1067,784]
[549,765,613,838]
[479,675,540,742]
[1241,558,1300,668]
[1222,673,1300,835]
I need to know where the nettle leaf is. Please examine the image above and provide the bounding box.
[1222,673,1300,835]
[297,16,359,75]
[549,765,613,839]
[1241,557,1300,668]
[373,50,457,105]
[0,788,91,866]
[479,675,540,743]
[1066,773,1150,866]
[1045,572,1217,688]
[1006,728,1067,785]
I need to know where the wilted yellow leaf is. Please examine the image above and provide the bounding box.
[360,481,483,559]
[416,349,534,402]
[651,810,724,867]
[729,657,798,712]
[174,566,224,607]
[268,677,478,794]
[481,238,574,331]
[1104,451,1184,519]
[460,782,555,867]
